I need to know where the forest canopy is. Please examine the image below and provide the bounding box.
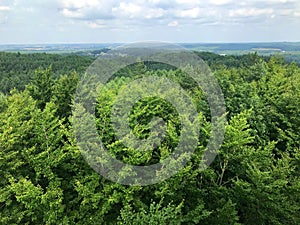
[0,51,299,224]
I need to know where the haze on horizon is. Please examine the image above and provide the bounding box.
[0,0,300,44]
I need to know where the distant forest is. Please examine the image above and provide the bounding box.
[0,51,299,224]
[0,50,295,94]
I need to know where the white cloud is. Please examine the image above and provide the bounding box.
[112,2,142,18]
[229,8,274,17]
[1,0,300,43]
[176,7,201,18]
[56,0,300,24]
[168,20,178,26]
[86,20,106,29]
[294,11,300,17]
[59,0,114,19]
[0,6,10,11]
[175,0,198,5]
[61,0,102,9]
[144,8,165,19]
[277,9,293,16]
[148,0,162,4]
[208,0,233,6]
[257,0,295,3]
[112,2,165,19]
[61,8,84,18]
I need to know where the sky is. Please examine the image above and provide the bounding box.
[0,0,300,44]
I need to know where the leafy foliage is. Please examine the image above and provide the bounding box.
[0,52,299,224]
[0,52,92,94]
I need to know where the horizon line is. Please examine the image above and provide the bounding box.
[0,41,300,46]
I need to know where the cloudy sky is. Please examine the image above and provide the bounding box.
[0,0,300,44]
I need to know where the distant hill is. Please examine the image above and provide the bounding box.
[1,42,300,64]
[180,42,300,52]
[1,42,300,53]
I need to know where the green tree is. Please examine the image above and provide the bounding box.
[52,71,79,120]
[27,66,55,110]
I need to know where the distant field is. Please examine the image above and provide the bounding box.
[180,43,300,63]
[181,42,300,52]
[1,42,300,63]
[0,43,121,53]
[1,42,300,53]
